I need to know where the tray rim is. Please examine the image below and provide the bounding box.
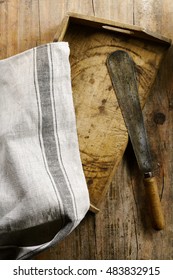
[54,12,171,46]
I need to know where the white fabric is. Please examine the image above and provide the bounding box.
[0,42,90,259]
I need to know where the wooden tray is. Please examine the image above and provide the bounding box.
[54,13,171,213]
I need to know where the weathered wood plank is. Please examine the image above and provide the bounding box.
[160,0,173,40]
[134,0,162,33]
[17,0,40,52]
[92,0,134,24]
[66,0,94,15]
[38,0,66,44]
[0,0,8,58]
[0,0,19,58]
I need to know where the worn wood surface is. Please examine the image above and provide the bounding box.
[0,0,173,260]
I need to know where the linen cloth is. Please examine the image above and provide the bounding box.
[0,42,90,259]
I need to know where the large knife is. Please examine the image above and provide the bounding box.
[107,50,164,230]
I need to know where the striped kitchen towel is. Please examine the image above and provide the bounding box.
[0,42,90,259]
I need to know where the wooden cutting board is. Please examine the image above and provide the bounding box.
[54,13,171,213]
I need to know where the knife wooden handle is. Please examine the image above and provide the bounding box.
[143,176,164,230]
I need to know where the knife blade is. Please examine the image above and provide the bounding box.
[107,50,164,230]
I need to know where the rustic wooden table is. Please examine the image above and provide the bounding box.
[0,0,173,260]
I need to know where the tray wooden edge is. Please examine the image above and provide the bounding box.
[54,12,172,46]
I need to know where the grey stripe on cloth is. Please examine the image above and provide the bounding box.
[34,44,77,226]
[0,42,90,259]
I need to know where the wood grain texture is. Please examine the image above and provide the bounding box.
[0,0,173,260]
[134,0,162,33]
[66,0,94,15]
[92,0,134,24]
